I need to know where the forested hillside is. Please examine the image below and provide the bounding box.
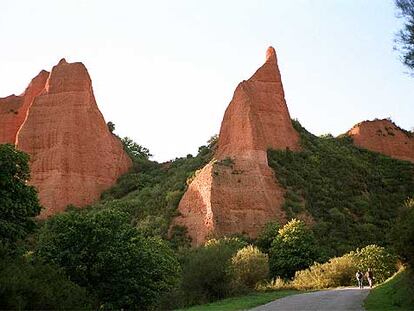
[268,120,414,259]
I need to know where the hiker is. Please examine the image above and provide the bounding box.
[366,268,374,288]
[356,270,364,289]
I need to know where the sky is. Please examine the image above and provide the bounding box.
[0,0,412,162]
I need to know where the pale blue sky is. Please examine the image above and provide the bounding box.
[1,0,412,161]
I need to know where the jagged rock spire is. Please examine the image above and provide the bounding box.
[173,47,300,245]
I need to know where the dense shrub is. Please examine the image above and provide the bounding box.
[169,225,192,249]
[268,120,414,258]
[255,221,280,253]
[180,237,246,305]
[293,244,397,290]
[269,219,319,279]
[293,254,357,290]
[36,209,180,310]
[229,245,269,291]
[0,144,41,245]
[390,198,414,266]
[98,137,215,241]
[0,253,92,310]
[351,244,397,283]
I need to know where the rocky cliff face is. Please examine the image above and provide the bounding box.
[0,70,49,144]
[347,119,414,163]
[174,47,300,245]
[0,59,132,217]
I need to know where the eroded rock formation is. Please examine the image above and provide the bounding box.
[0,70,49,143]
[347,119,414,163]
[0,59,132,217]
[174,47,300,245]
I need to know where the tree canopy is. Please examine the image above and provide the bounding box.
[395,0,414,72]
[36,208,180,309]
[269,219,319,279]
[0,144,41,245]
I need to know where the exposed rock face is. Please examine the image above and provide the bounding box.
[347,119,414,163]
[174,47,300,245]
[217,47,300,158]
[0,59,132,217]
[0,70,49,144]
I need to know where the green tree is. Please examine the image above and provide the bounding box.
[36,209,180,309]
[256,221,280,253]
[0,144,41,245]
[122,136,152,159]
[390,198,414,266]
[351,244,397,283]
[0,251,93,310]
[395,0,414,72]
[269,219,319,278]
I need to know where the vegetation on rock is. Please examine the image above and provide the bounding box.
[99,136,216,245]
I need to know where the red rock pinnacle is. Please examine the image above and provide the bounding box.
[173,47,300,245]
[0,59,132,217]
[266,46,277,63]
[216,46,300,160]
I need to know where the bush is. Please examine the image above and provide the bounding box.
[229,245,269,291]
[293,254,357,290]
[269,219,319,279]
[180,237,246,305]
[256,277,294,291]
[390,198,414,266]
[292,244,397,290]
[0,253,92,310]
[351,244,397,283]
[169,225,192,250]
[255,221,280,253]
[36,209,180,310]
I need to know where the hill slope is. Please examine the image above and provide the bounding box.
[268,121,414,258]
[95,119,413,258]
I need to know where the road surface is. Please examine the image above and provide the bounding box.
[250,288,370,311]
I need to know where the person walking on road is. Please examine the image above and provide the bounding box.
[356,270,364,289]
[366,268,374,288]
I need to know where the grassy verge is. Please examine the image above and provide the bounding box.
[177,290,300,311]
[364,268,414,311]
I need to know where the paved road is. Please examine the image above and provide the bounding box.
[250,288,370,311]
